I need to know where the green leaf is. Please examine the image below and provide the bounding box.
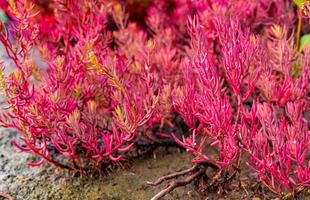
[299,34,310,51]
[292,58,301,77]
[0,9,8,24]
[293,0,306,8]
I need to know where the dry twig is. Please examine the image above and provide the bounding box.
[147,164,198,186]
[0,192,14,200]
[150,166,207,200]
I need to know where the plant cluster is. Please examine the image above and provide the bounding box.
[0,0,309,198]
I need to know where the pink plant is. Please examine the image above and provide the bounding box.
[0,0,309,198]
[0,0,159,171]
[173,17,239,167]
[170,6,309,197]
[216,17,263,100]
[241,101,310,194]
[257,25,309,106]
[239,26,310,194]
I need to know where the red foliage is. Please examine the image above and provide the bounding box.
[0,0,160,170]
[0,0,309,196]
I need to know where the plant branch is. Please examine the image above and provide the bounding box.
[0,192,14,200]
[150,165,207,200]
[147,164,198,186]
[296,8,302,49]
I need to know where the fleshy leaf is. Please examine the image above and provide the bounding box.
[0,9,8,24]
[293,0,306,8]
[299,34,310,51]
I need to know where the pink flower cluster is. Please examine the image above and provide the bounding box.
[0,0,308,195]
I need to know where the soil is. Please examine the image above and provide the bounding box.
[0,129,310,200]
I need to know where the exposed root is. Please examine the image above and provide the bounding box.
[208,169,222,187]
[149,165,207,200]
[240,180,249,196]
[0,192,14,200]
[282,186,307,200]
[148,161,244,200]
[148,162,219,200]
[147,164,198,186]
